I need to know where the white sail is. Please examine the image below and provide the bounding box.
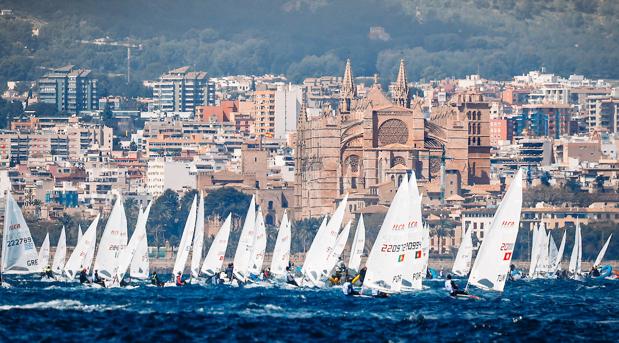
[467,169,523,292]
[190,192,205,278]
[553,230,566,272]
[93,195,128,279]
[302,194,348,285]
[536,225,550,275]
[51,226,67,274]
[116,202,152,282]
[528,223,541,277]
[172,195,198,277]
[347,214,365,273]
[547,233,558,274]
[363,177,411,294]
[1,192,40,274]
[77,225,82,244]
[201,214,232,277]
[323,220,352,276]
[593,234,612,267]
[452,225,473,277]
[130,206,150,279]
[270,211,291,277]
[401,172,424,291]
[248,208,267,276]
[233,196,256,281]
[568,222,582,274]
[38,232,51,271]
[64,214,100,279]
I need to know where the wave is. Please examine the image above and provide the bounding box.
[0,299,127,312]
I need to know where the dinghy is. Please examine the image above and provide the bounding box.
[64,215,100,279]
[190,193,205,280]
[248,208,267,278]
[1,192,41,278]
[568,221,583,280]
[201,214,232,279]
[233,196,256,283]
[270,211,291,279]
[169,195,198,285]
[323,220,351,283]
[38,232,50,272]
[93,195,128,280]
[467,169,523,293]
[112,202,152,287]
[347,214,365,274]
[52,226,67,276]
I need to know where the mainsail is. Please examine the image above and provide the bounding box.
[248,208,267,276]
[38,232,50,271]
[51,226,67,274]
[1,192,40,274]
[347,214,365,273]
[323,220,352,276]
[64,214,100,279]
[201,214,232,277]
[593,234,612,267]
[93,195,128,279]
[191,193,205,278]
[553,230,566,272]
[130,205,151,279]
[363,178,411,294]
[270,211,291,277]
[452,225,473,277]
[568,221,582,274]
[172,195,198,277]
[116,202,152,282]
[401,172,424,291]
[233,196,256,281]
[467,169,523,292]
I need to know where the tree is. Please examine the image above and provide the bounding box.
[540,171,551,186]
[594,175,605,193]
[292,217,323,253]
[148,189,179,250]
[203,188,251,220]
[129,141,138,151]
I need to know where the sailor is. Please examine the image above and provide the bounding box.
[426,268,433,279]
[262,267,271,279]
[79,268,90,284]
[150,272,163,287]
[342,279,359,296]
[225,263,234,281]
[590,265,601,277]
[44,265,53,279]
[445,274,467,297]
[176,272,187,286]
[285,266,299,287]
[93,270,105,286]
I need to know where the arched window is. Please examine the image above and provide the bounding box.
[268,200,274,210]
[467,111,471,120]
[398,175,403,186]
[265,214,274,226]
[391,156,406,167]
[378,119,408,146]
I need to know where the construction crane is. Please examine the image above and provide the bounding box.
[78,38,142,84]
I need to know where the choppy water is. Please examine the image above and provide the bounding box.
[1,276,618,342]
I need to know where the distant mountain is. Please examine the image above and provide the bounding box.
[0,0,617,89]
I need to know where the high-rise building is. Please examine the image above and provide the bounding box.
[586,94,619,133]
[253,89,276,137]
[274,84,302,140]
[38,65,98,114]
[152,66,214,113]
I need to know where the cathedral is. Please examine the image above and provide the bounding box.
[294,59,490,218]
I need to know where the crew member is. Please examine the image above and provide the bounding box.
[176,272,187,286]
[445,274,467,297]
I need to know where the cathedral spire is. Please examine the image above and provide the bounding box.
[340,58,356,113]
[392,59,410,108]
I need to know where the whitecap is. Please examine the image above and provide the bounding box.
[0,299,127,312]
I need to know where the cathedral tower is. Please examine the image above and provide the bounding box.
[339,59,356,113]
[391,59,410,108]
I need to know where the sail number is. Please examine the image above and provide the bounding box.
[7,237,32,247]
[500,243,514,251]
[381,241,421,253]
[26,259,39,266]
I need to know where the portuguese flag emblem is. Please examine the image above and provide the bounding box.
[397,254,405,262]
[415,250,422,259]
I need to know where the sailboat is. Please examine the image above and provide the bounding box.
[113,202,152,285]
[323,220,352,281]
[201,214,232,278]
[467,169,523,293]
[190,192,205,279]
[38,232,51,272]
[233,195,256,282]
[171,195,198,283]
[347,214,365,274]
[64,214,100,279]
[130,205,151,280]
[593,234,612,268]
[248,208,267,278]
[547,233,559,276]
[568,221,582,280]
[552,230,567,273]
[302,194,348,287]
[270,211,291,278]
[77,225,83,243]
[1,192,41,277]
[363,177,412,294]
[93,195,128,280]
[51,226,67,275]
[452,225,473,277]
[401,172,425,291]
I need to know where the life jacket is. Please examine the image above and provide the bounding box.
[176,275,182,285]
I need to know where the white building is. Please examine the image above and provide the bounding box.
[274,84,302,140]
[146,158,196,197]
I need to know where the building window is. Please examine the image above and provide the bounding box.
[351,177,357,189]
[268,200,274,210]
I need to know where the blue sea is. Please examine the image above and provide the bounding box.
[1,276,618,342]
